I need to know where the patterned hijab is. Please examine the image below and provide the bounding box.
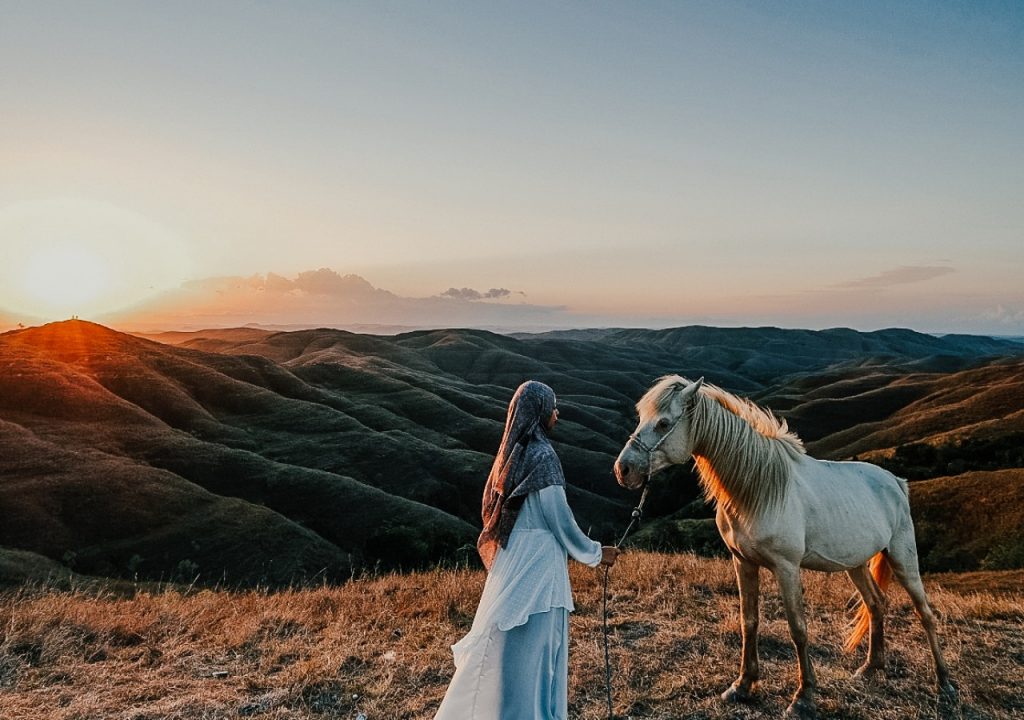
[477,380,564,570]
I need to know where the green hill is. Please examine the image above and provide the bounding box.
[1,319,1021,586]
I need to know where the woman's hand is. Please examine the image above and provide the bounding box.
[600,546,620,567]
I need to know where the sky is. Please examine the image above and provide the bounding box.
[1,1,1022,333]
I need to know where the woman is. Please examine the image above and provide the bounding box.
[435,380,618,720]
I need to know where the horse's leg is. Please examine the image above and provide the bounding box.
[886,530,956,696]
[722,555,760,703]
[846,564,886,679]
[775,563,817,719]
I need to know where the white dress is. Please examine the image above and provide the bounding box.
[435,485,602,720]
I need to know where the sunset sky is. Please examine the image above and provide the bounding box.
[1,2,1022,333]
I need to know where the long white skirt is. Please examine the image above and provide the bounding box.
[434,607,569,720]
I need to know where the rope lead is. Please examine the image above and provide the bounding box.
[602,565,613,718]
[602,480,651,720]
[603,406,683,717]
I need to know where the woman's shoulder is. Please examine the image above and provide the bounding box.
[526,435,563,468]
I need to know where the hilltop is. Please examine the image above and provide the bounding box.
[0,321,479,585]
[1,319,1023,586]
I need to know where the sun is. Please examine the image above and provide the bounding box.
[20,244,112,318]
[0,197,192,322]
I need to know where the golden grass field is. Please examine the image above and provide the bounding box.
[1,553,1021,719]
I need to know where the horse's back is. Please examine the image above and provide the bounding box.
[790,456,911,570]
[799,456,907,506]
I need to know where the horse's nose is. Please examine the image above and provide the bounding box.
[614,459,631,483]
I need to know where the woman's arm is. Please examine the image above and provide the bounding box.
[536,485,603,567]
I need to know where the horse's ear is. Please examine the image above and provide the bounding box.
[671,377,703,414]
[679,376,704,405]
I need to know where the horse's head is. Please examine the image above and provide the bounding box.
[614,376,704,489]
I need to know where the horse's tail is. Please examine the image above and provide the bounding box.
[845,552,893,652]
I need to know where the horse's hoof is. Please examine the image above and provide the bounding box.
[854,663,884,681]
[785,698,817,719]
[938,681,959,702]
[721,681,756,703]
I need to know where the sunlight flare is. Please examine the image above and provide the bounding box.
[0,198,192,320]
[21,244,111,317]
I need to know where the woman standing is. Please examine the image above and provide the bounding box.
[435,380,618,720]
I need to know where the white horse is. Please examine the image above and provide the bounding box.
[614,375,954,719]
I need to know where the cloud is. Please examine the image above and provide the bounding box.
[292,268,381,297]
[90,266,1018,336]
[177,269,387,298]
[439,287,514,301]
[101,270,563,332]
[440,287,483,301]
[979,304,1024,326]
[832,265,954,290]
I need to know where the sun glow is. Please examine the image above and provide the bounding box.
[21,245,112,317]
[0,198,192,322]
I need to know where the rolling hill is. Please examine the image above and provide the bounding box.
[763,357,1024,476]
[1,319,1022,586]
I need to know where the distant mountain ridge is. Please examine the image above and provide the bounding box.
[1,320,1022,586]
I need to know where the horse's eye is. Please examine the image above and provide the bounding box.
[655,418,670,432]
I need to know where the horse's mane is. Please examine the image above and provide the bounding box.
[639,375,805,518]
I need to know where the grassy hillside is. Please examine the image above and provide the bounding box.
[909,469,1024,572]
[0,322,479,584]
[771,358,1024,459]
[2,319,1022,586]
[0,553,1020,719]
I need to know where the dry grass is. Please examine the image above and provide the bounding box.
[1,553,1021,719]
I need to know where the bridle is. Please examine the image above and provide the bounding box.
[622,408,687,487]
[626,410,684,454]
[602,408,687,718]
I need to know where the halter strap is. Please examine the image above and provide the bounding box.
[626,409,685,456]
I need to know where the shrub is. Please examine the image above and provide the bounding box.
[982,538,1024,570]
